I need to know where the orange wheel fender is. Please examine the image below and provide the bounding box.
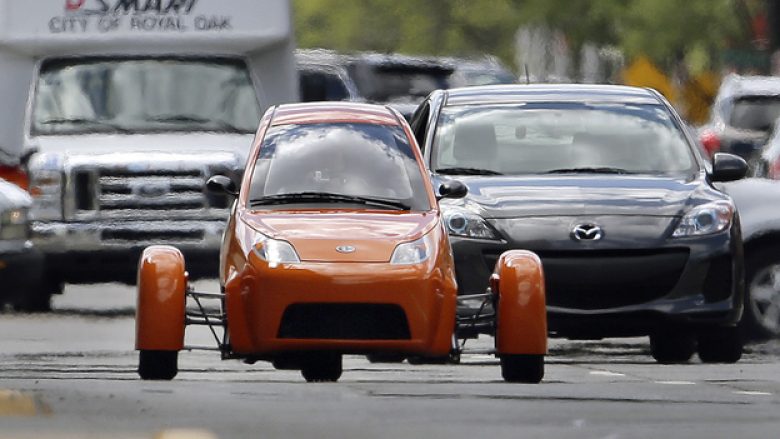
[494,250,547,356]
[136,245,187,351]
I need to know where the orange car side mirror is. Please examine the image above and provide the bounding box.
[207,175,238,196]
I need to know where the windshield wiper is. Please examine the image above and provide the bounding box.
[211,119,252,134]
[545,167,635,175]
[40,118,131,133]
[148,115,251,134]
[147,114,211,124]
[436,167,503,176]
[250,192,411,210]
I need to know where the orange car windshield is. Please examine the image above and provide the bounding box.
[248,123,432,211]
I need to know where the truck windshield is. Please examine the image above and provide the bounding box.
[32,57,261,135]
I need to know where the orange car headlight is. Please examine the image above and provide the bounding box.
[390,233,433,265]
[253,236,301,268]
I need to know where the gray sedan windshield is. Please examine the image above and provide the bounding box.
[32,57,261,135]
[432,103,697,176]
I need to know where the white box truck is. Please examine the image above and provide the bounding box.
[0,0,298,308]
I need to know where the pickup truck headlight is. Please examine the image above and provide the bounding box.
[29,169,63,221]
[0,208,30,240]
[391,233,433,265]
[442,208,499,240]
[672,201,734,237]
[253,234,300,268]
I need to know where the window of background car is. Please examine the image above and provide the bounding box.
[432,103,697,176]
[348,64,451,102]
[249,123,432,211]
[729,96,780,132]
[32,57,261,135]
[299,70,350,102]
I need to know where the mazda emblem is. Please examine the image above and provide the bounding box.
[336,245,356,254]
[572,223,603,241]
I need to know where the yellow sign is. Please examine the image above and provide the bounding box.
[622,56,677,103]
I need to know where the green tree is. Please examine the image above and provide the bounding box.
[293,0,754,73]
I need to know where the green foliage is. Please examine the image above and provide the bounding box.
[293,0,753,71]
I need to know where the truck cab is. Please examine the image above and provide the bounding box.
[0,0,298,307]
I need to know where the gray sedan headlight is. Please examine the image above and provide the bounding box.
[0,208,30,241]
[672,201,734,238]
[442,209,499,240]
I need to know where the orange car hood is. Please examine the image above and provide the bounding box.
[243,211,438,262]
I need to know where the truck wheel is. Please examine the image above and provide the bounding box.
[500,354,544,383]
[649,331,696,364]
[12,278,60,313]
[13,289,52,313]
[743,247,780,340]
[138,350,178,380]
[300,353,342,382]
[698,327,743,364]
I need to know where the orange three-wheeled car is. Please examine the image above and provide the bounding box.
[135,102,547,383]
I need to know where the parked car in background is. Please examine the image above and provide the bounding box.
[346,52,453,119]
[445,56,517,88]
[0,179,43,311]
[714,178,780,339]
[753,117,780,179]
[0,0,298,307]
[295,50,454,119]
[699,74,780,169]
[411,84,749,364]
[296,49,360,102]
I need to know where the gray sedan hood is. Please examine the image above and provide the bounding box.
[444,174,708,219]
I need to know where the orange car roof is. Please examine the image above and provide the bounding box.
[270,102,402,126]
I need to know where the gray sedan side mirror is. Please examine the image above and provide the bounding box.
[437,180,468,200]
[711,153,748,182]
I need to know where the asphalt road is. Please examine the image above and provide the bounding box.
[2,282,780,439]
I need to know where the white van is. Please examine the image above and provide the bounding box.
[0,0,298,308]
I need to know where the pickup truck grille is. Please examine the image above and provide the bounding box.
[98,169,207,212]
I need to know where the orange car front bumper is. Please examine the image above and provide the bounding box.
[224,257,458,358]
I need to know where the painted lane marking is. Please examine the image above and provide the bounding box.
[589,371,626,377]
[733,391,773,396]
[155,429,219,439]
[655,381,696,385]
[0,390,39,417]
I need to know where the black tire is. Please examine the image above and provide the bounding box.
[366,354,406,364]
[300,353,342,382]
[138,350,178,380]
[500,354,544,383]
[698,327,743,364]
[12,279,60,313]
[272,355,302,370]
[649,331,696,364]
[12,291,52,313]
[742,247,780,340]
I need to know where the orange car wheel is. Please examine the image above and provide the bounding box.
[136,245,187,381]
[494,250,547,383]
[138,350,178,381]
[300,353,343,382]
